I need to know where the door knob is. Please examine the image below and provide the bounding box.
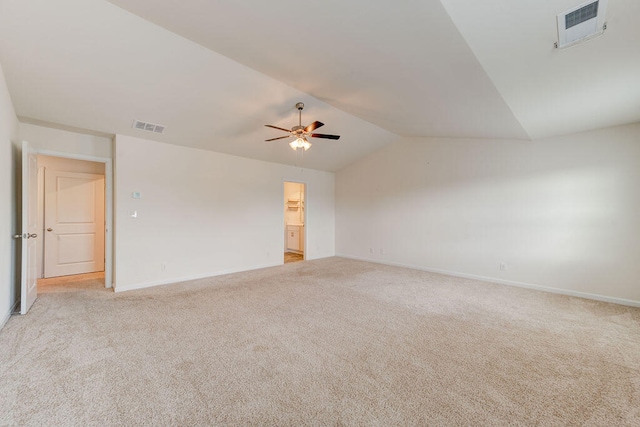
[28,233,37,239]
[47,228,53,232]
[13,234,22,239]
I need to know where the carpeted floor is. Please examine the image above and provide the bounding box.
[1,257,639,426]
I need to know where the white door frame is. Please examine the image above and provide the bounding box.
[283,180,307,260]
[34,148,113,289]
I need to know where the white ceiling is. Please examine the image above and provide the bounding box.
[0,0,397,172]
[439,0,640,139]
[104,0,530,140]
[1,0,638,171]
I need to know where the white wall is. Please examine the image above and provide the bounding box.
[19,123,112,159]
[0,61,19,327]
[336,123,640,305]
[114,135,335,291]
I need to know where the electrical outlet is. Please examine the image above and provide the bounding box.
[500,262,507,271]
[161,262,166,272]
[369,248,374,254]
[380,248,385,255]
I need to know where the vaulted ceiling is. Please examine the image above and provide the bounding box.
[0,0,638,171]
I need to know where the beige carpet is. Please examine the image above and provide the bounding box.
[1,257,639,426]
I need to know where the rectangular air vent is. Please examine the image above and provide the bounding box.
[557,0,607,49]
[132,119,166,134]
[565,2,599,29]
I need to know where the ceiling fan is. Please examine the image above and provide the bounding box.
[265,102,340,151]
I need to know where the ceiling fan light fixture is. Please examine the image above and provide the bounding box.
[290,136,311,151]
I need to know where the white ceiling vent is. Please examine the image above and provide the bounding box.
[132,119,166,134]
[556,0,607,49]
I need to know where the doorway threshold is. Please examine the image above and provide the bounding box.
[38,271,105,286]
[284,252,304,264]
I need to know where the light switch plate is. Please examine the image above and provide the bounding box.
[132,191,142,199]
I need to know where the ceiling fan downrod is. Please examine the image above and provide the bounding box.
[296,102,304,129]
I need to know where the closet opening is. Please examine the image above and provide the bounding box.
[283,182,305,264]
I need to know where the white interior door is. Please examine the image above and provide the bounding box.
[44,170,105,278]
[21,141,38,314]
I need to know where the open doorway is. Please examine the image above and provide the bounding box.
[36,155,106,288]
[19,143,113,314]
[284,182,305,264]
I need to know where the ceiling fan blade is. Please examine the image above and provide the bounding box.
[265,124,291,133]
[310,133,340,140]
[265,135,291,142]
[304,121,324,133]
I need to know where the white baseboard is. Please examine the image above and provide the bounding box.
[0,310,10,330]
[336,254,640,308]
[0,300,20,330]
[114,261,282,293]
